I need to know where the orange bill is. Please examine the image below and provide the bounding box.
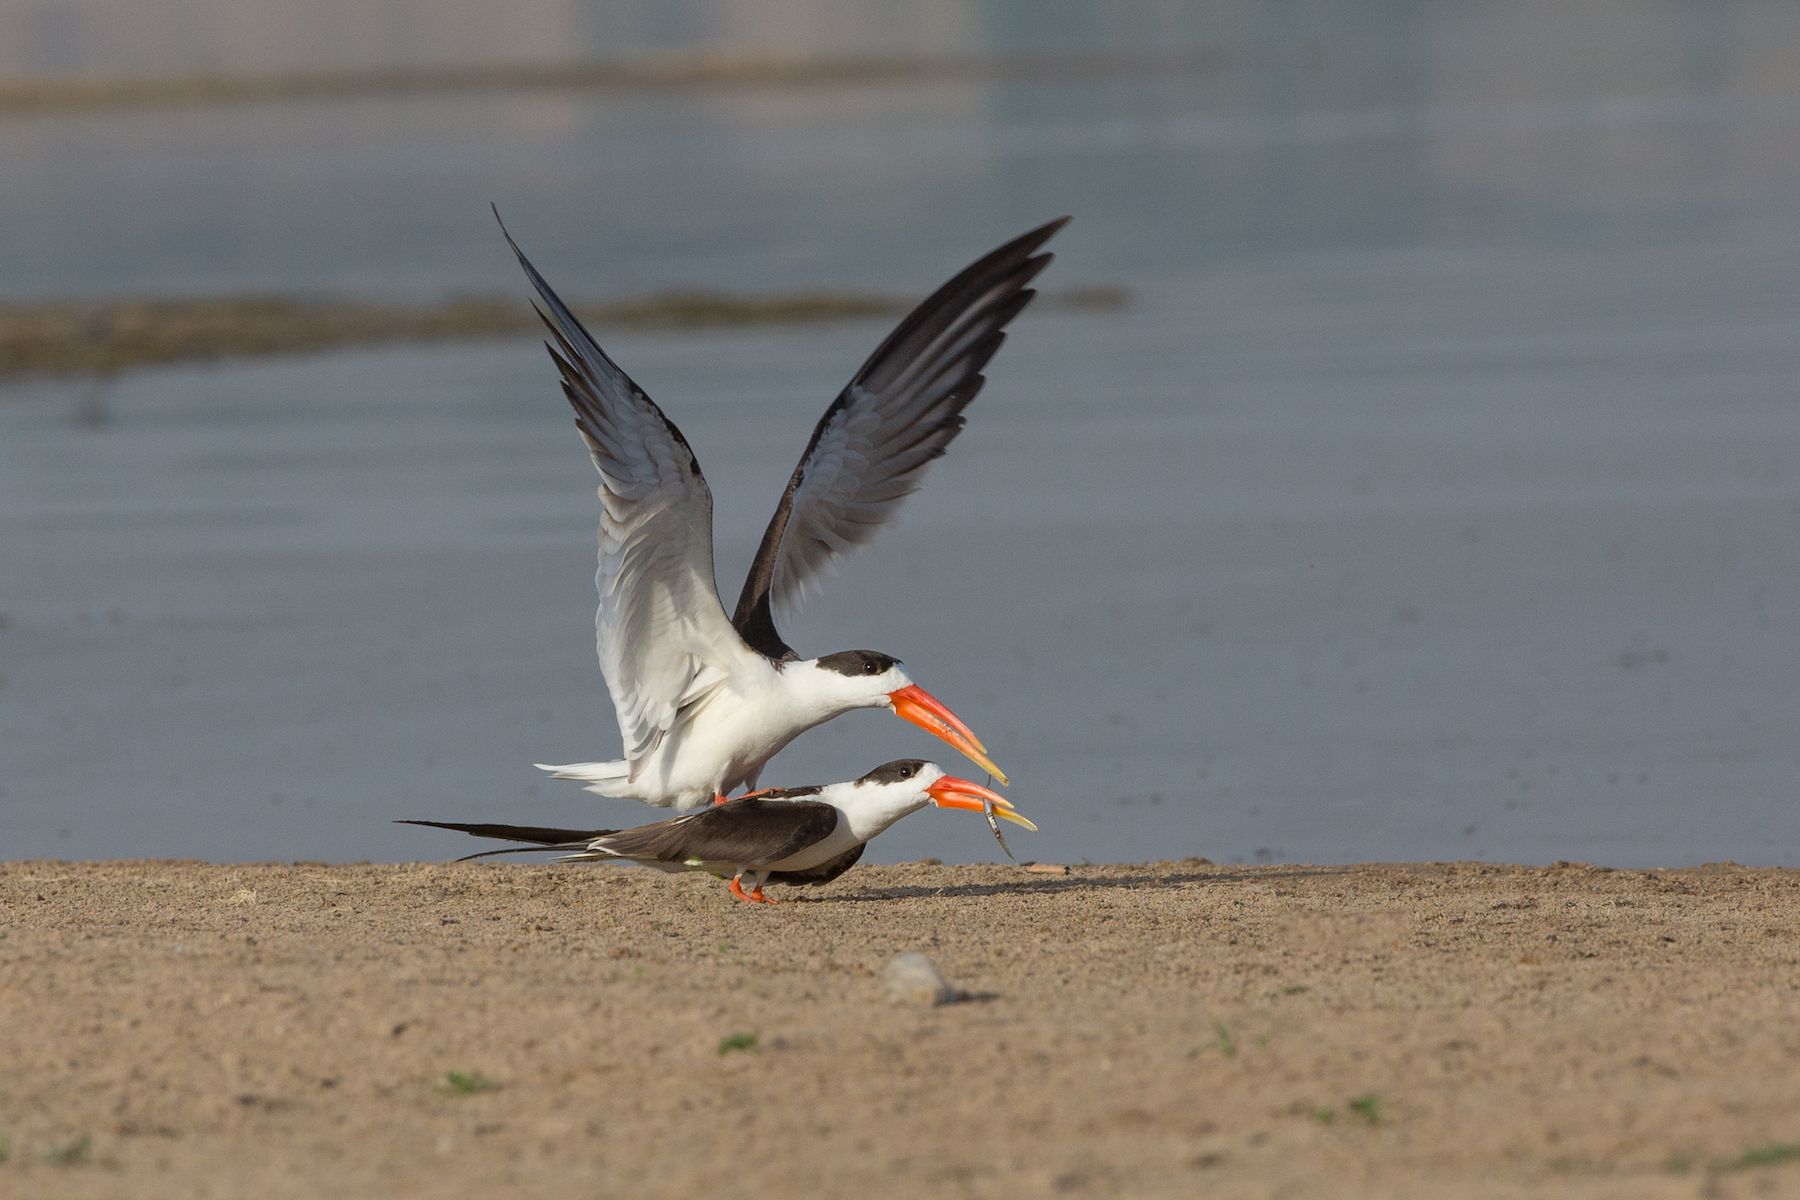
[926,775,1037,831]
[888,684,1009,786]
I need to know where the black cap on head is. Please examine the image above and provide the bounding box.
[816,650,902,678]
[858,759,930,785]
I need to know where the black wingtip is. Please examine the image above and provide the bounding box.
[984,216,1070,270]
[492,204,529,264]
[399,818,502,836]
[399,817,612,842]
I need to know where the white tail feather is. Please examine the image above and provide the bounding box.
[534,760,633,798]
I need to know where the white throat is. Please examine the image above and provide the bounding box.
[826,780,931,844]
[779,659,890,725]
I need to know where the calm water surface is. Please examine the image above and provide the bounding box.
[3,3,1799,865]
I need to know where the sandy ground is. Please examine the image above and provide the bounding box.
[3,861,1798,1198]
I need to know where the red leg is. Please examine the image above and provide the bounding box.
[728,874,756,903]
[748,884,778,905]
[715,787,775,807]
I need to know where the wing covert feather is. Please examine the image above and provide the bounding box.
[596,799,841,865]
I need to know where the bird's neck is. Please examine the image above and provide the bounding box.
[828,783,929,844]
[775,660,879,725]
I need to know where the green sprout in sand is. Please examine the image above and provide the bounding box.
[1716,1143,1800,1173]
[440,1070,501,1096]
[717,1032,759,1056]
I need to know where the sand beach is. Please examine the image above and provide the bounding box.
[4,859,1798,1197]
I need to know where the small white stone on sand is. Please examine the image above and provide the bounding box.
[880,952,959,1006]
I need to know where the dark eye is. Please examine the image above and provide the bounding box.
[864,660,881,675]
[902,765,916,778]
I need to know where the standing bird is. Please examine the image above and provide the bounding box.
[404,759,1036,903]
[501,211,1066,810]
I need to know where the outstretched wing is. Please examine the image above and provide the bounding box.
[499,212,750,774]
[731,217,1069,658]
[594,798,842,866]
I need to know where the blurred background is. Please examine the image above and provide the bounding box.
[2,1,1798,866]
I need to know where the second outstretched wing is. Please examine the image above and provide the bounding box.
[731,217,1068,658]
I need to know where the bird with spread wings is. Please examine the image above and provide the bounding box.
[499,212,1067,811]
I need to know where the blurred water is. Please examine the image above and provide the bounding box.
[3,3,1799,865]
[0,0,1190,77]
